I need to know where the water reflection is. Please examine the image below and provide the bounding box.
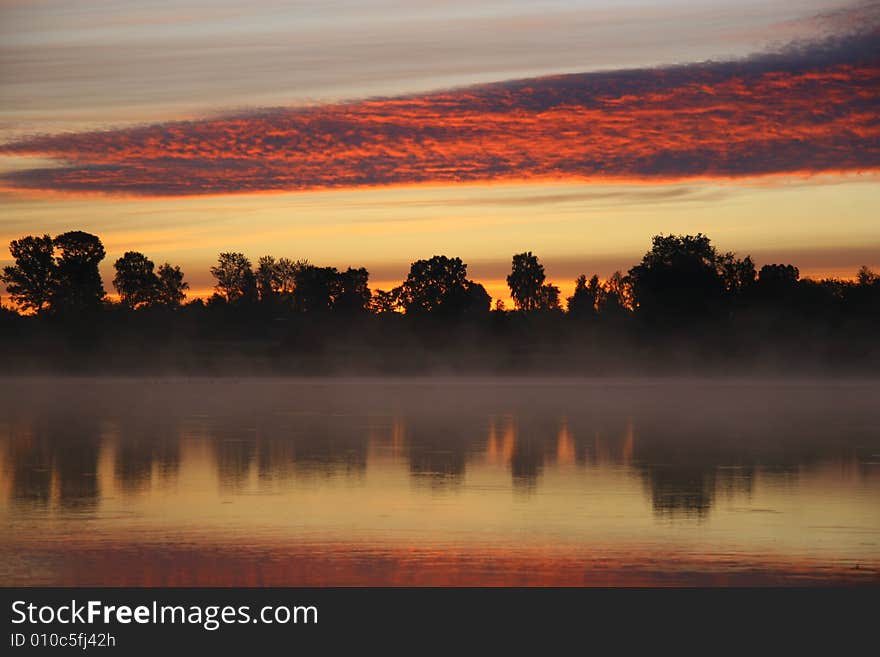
[2,379,878,512]
[5,411,103,511]
[1,378,878,585]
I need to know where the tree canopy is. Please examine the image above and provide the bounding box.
[567,274,599,317]
[156,264,189,308]
[51,231,106,313]
[399,255,478,316]
[507,252,545,311]
[210,252,257,303]
[113,251,158,309]
[628,233,728,323]
[1,234,55,313]
[1,231,876,358]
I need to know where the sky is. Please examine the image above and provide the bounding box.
[0,0,878,303]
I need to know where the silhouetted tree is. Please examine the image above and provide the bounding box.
[51,231,105,313]
[278,258,304,296]
[718,253,757,295]
[507,251,546,311]
[256,255,281,302]
[628,233,724,323]
[758,264,800,287]
[857,265,878,287]
[460,280,492,316]
[113,251,158,308]
[567,274,600,318]
[2,226,878,375]
[755,264,800,304]
[598,270,633,316]
[293,265,338,312]
[210,252,256,303]
[536,283,561,311]
[255,256,305,304]
[370,288,400,314]
[394,256,490,317]
[850,265,880,320]
[155,263,189,308]
[334,267,371,314]
[1,234,55,313]
[399,255,467,314]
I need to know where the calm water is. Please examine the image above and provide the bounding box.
[1,378,878,586]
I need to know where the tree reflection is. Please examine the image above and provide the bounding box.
[222,415,371,490]
[1,379,875,527]
[405,417,473,490]
[6,428,53,506]
[113,415,181,494]
[5,412,103,511]
[643,465,717,518]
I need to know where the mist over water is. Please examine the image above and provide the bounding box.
[1,377,878,585]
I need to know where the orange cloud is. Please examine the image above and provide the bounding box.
[2,32,877,197]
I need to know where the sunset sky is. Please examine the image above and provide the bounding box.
[1,0,878,303]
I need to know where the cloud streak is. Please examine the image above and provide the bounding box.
[1,30,877,197]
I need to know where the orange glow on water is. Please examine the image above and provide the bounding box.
[1,378,878,586]
[556,421,577,466]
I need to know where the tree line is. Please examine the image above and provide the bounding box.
[0,232,188,314]
[2,230,877,324]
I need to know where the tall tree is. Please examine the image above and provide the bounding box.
[718,253,757,296]
[758,264,799,286]
[536,283,561,311]
[276,258,303,297]
[113,251,158,308]
[155,263,189,308]
[210,252,256,303]
[628,233,722,322]
[567,274,600,318]
[51,231,106,313]
[461,280,492,315]
[293,265,339,312]
[256,255,283,302]
[254,256,304,303]
[598,271,633,316]
[507,252,546,311]
[399,255,469,314]
[1,234,55,313]
[757,264,800,292]
[334,267,371,314]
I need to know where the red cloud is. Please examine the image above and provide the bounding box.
[2,32,878,197]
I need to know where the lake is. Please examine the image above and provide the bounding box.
[1,378,878,586]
